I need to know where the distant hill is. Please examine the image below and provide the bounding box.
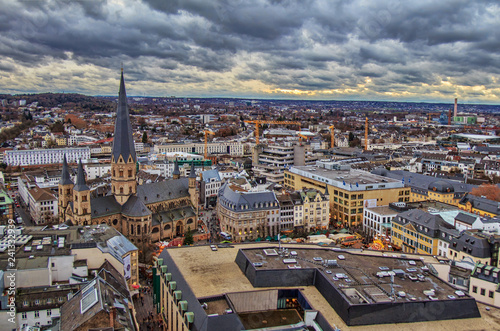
[2,93,115,111]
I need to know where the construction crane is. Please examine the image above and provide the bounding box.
[297,133,311,145]
[329,125,335,149]
[203,130,215,159]
[427,112,442,123]
[244,120,301,144]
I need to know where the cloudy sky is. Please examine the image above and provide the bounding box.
[1,0,500,103]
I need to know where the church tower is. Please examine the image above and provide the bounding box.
[111,70,137,205]
[188,162,198,211]
[58,155,73,223]
[73,160,91,225]
[172,159,180,179]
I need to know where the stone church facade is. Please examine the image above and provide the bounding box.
[58,71,198,261]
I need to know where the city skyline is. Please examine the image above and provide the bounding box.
[1,1,500,104]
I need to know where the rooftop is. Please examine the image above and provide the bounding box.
[290,166,404,191]
[161,243,498,330]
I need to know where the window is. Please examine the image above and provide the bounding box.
[119,170,123,177]
[22,312,27,319]
[128,169,132,177]
[480,288,485,296]
[47,309,52,317]
[489,291,494,298]
[35,311,40,318]
[472,286,477,293]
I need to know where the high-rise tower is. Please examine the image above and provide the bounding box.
[111,71,137,205]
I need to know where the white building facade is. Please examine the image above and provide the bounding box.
[5,147,91,166]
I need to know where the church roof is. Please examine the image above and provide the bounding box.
[73,160,89,192]
[152,206,196,226]
[122,195,151,218]
[59,154,73,186]
[137,178,190,204]
[112,71,136,163]
[91,196,122,219]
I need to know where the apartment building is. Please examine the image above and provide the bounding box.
[200,169,222,208]
[217,183,279,241]
[371,169,476,206]
[28,187,58,225]
[391,209,456,255]
[469,264,500,308]
[155,141,244,156]
[363,205,398,238]
[4,147,90,166]
[285,165,406,228]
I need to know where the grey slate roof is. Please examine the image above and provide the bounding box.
[151,206,196,226]
[59,154,73,186]
[91,196,122,219]
[459,193,500,215]
[201,169,221,183]
[122,195,151,218]
[137,178,190,204]
[395,209,455,238]
[112,71,136,163]
[73,160,89,192]
[372,169,477,198]
[471,264,500,286]
[454,212,478,226]
[451,231,491,259]
[218,182,278,212]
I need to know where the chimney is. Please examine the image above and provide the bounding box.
[364,117,368,151]
[454,98,457,118]
[110,306,116,328]
[448,108,452,126]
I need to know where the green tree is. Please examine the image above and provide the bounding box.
[142,132,148,144]
[184,226,194,245]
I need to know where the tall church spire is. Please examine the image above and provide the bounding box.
[73,160,89,191]
[172,158,180,179]
[59,154,73,185]
[73,159,89,192]
[112,71,136,163]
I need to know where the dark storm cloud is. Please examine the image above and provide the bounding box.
[1,0,500,101]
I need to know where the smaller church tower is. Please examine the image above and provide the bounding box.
[188,161,199,211]
[58,155,74,223]
[172,159,180,180]
[73,160,91,225]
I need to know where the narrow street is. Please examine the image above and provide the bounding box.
[133,281,162,330]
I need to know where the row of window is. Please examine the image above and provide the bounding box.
[22,309,53,319]
[472,286,495,298]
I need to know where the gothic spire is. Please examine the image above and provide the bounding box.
[172,158,180,177]
[59,154,73,185]
[112,70,136,163]
[189,161,196,178]
[73,159,89,192]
